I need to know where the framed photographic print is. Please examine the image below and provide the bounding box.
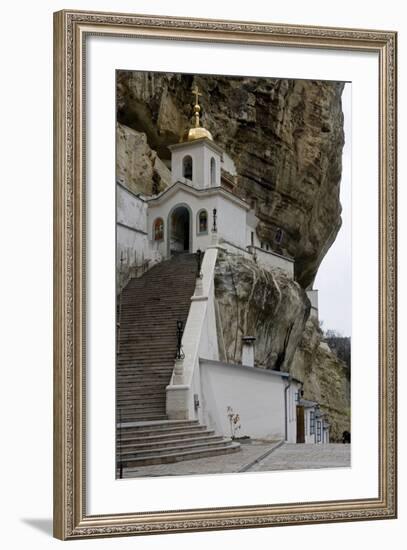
[53,9,397,540]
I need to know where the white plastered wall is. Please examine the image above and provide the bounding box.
[148,187,248,257]
[199,361,298,441]
[170,141,222,189]
[116,184,160,287]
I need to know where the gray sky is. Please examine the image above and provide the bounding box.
[314,83,351,337]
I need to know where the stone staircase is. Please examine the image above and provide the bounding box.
[116,253,240,469]
[117,420,240,468]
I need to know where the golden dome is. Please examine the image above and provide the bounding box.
[181,126,213,143]
[180,85,213,143]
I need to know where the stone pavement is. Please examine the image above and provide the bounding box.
[122,440,282,478]
[121,441,350,478]
[250,443,351,472]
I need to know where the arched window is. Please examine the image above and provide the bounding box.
[153,218,164,241]
[210,157,216,186]
[182,155,193,180]
[275,228,284,244]
[197,209,208,234]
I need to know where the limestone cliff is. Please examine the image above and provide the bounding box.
[116,122,172,196]
[117,71,345,288]
[290,318,351,441]
[214,251,350,442]
[214,251,310,371]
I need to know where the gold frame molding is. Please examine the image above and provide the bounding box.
[53,9,397,540]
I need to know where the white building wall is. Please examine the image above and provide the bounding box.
[199,361,289,440]
[221,151,237,176]
[148,189,218,257]
[246,209,261,248]
[306,289,319,320]
[117,184,147,232]
[170,141,221,189]
[203,145,221,188]
[247,245,294,278]
[148,188,249,257]
[216,195,248,250]
[116,184,159,289]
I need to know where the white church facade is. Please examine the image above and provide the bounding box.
[116,88,328,446]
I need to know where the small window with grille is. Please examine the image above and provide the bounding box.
[310,411,315,435]
[197,210,208,234]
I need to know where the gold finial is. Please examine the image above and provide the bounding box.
[179,84,213,143]
[192,85,202,128]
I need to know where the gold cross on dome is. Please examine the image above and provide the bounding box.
[192,85,202,106]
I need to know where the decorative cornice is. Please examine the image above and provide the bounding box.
[147,181,251,210]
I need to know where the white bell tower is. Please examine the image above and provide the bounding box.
[168,86,223,190]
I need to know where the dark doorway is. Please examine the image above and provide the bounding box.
[296,406,305,443]
[169,206,190,255]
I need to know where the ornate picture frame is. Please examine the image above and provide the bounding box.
[53,9,397,540]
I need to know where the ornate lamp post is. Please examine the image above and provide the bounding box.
[212,208,217,232]
[175,320,185,360]
[195,248,203,278]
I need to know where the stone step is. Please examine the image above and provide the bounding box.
[117,348,175,353]
[120,414,168,422]
[118,420,200,432]
[118,404,165,412]
[117,426,210,439]
[118,347,174,352]
[117,366,173,370]
[117,374,171,378]
[116,381,170,388]
[117,442,241,467]
[117,382,168,388]
[118,403,164,411]
[117,434,223,452]
[117,393,165,401]
[117,365,174,371]
[120,307,191,314]
[117,405,166,415]
[117,381,170,387]
[117,428,216,444]
[122,301,191,307]
[117,388,166,395]
[117,360,173,365]
[117,388,166,403]
[119,410,166,417]
[119,437,234,458]
[117,374,172,379]
[117,363,174,367]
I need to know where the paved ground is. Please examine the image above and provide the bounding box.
[251,443,351,472]
[122,440,282,478]
[121,442,350,478]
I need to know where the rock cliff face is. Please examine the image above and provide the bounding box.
[290,318,351,441]
[116,122,172,196]
[214,251,309,372]
[214,251,350,442]
[117,71,345,288]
